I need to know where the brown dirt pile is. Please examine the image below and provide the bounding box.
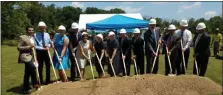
[32,75,222,95]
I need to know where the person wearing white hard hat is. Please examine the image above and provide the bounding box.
[18,26,40,93]
[34,21,52,85]
[107,31,119,76]
[193,22,211,76]
[68,22,82,81]
[175,19,192,75]
[162,24,181,76]
[52,25,70,82]
[211,28,222,57]
[144,18,161,74]
[76,31,94,80]
[92,34,106,78]
[132,28,145,75]
[117,28,132,76]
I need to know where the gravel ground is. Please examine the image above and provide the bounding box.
[32,74,222,95]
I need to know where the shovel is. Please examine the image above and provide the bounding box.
[72,52,83,80]
[121,49,128,77]
[54,49,68,82]
[180,40,187,74]
[32,48,43,90]
[132,58,139,76]
[95,52,106,77]
[87,53,95,80]
[164,45,176,76]
[47,50,60,83]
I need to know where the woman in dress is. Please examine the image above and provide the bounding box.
[52,25,70,82]
[76,32,94,80]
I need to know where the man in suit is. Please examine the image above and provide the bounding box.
[162,24,181,75]
[118,28,132,76]
[132,28,145,75]
[144,19,161,74]
[175,19,192,75]
[68,22,82,81]
[107,31,119,77]
[193,22,211,76]
[34,21,52,85]
[18,26,40,94]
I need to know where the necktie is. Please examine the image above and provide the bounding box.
[42,33,45,47]
[181,31,184,47]
[167,36,171,50]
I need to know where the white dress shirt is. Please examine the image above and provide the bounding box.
[175,29,192,50]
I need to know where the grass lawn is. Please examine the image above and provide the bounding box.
[2,45,222,95]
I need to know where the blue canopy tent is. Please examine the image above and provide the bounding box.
[86,14,149,30]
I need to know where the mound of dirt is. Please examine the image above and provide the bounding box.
[32,75,222,95]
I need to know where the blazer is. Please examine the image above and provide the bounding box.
[67,32,82,53]
[144,28,161,54]
[118,37,132,58]
[132,37,144,56]
[17,35,33,63]
[162,33,181,54]
[193,32,211,56]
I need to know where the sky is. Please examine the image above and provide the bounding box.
[40,1,222,20]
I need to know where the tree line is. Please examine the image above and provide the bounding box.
[1,1,222,40]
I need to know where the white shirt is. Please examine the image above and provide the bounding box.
[175,29,192,50]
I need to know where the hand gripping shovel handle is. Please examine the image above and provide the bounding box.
[95,52,106,76]
[72,53,83,80]
[54,49,68,81]
[32,48,42,87]
[180,40,187,73]
[121,49,127,76]
[47,50,59,81]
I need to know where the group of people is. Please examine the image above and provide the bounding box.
[17,18,215,94]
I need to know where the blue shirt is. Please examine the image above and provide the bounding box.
[34,32,52,50]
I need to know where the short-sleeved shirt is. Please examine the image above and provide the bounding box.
[94,42,105,57]
[212,33,222,42]
[107,39,119,57]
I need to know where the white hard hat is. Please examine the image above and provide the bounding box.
[168,24,176,30]
[96,34,103,40]
[180,19,188,27]
[38,21,46,27]
[120,28,126,34]
[58,25,66,31]
[108,31,115,36]
[196,22,206,30]
[71,22,79,29]
[216,28,219,31]
[82,32,88,36]
[149,19,156,24]
[134,28,140,33]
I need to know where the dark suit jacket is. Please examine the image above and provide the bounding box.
[132,37,144,56]
[194,32,211,56]
[162,33,181,55]
[67,32,82,53]
[144,28,160,54]
[17,35,33,63]
[118,37,132,58]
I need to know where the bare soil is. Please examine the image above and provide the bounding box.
[32,74,222,95]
